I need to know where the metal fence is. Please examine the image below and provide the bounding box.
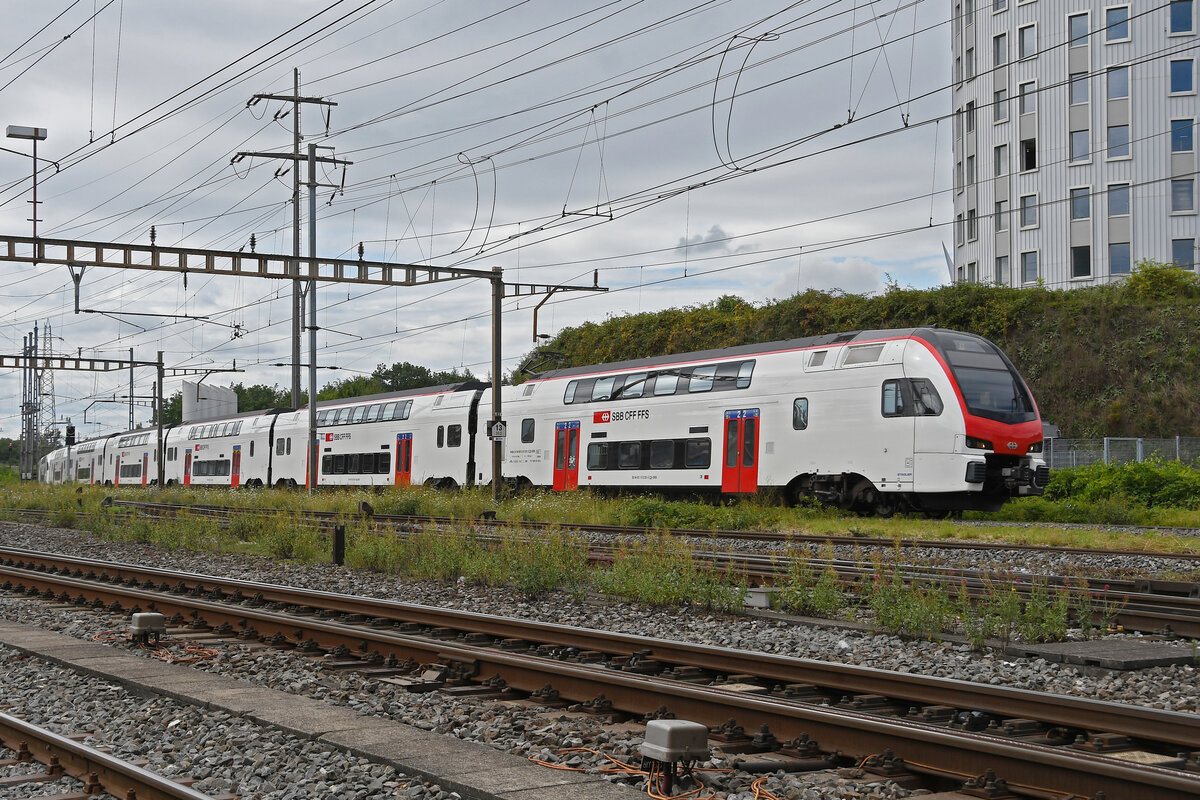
[1044,437,1200,469]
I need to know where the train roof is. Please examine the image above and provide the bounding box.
[310,381,490,409]
[529,327,950,381]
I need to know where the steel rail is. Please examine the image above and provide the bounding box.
[2,549,1199,750]
[0,710,220,800]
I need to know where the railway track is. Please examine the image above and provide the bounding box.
[6,501,1200,637]
[0,709,225,800]
[2,548,1200,799]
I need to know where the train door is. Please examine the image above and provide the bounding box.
[88,459,95,486]
[721,408,760,494]
[552,420,580,491]
[114,455,121,487]
[231,445,242,488]
[395,433,412,487]
[183,449,192,486]
[141,453,149,486]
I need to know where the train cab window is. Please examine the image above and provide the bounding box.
[881,381,906,417]
[322,455,333,473]
[564,381,579,404]
[684,438,711,468]
[333,454,346,474]
[276,438,286,456]
[649,440,675,468]
[437,426,445,448]
[521,418,535,443]
[587,442,609,470]
[793,398,809,430]
[736,361,755,388]
[688,365,716,393]
[619,373,647,399]
[910,379,944,415]
[617,441,642,468]
[447,424,462,447]
[376,453,390,474]
[592,377,616,401]
[652,373,678,396]
[350,406,368,424]
[348,454,361,473]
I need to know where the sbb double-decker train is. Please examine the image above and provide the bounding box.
[39,327,1050,514]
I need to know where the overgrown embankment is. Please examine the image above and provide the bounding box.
[530,263,1200,438]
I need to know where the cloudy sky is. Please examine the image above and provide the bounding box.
[0,0,953,438]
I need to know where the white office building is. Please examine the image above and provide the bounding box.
[951,0,1198,286]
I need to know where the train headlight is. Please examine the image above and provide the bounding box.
[1028,441,1044,453]
[965,436,993,450]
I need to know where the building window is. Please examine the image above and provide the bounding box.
[1107,125,1130,158]
[1020,138,1037,170]
[1105,6,1129,41]
[1172,119,1194,152]
[956,213,965,246]
[1071,246,1092,278]
[1107,66,1129,99]
[965,0,975,25]
[1109,242,1132,274]
[1171,60,1194,94]
[966,154,976,184]
[1171,0,1193,33]
[1069,73,1089,104]
[994,88,1008,122]
[995,199,1009,231]
[1019,194,1038,227]
[967,208,978,240]
[1068,13,1089,47]
[965,47,975,79]
[1070,130,1090,162]
[1108,183,1131,216]
[995,255,1009,283]
[1019,81,1036,113]
[994,143,1008,176]
[994,0,1006,9]
[1021,251,1038,282]
[965,101,976,132]
[1018,24,1036,59]
[1173,238,1196,267]
[993,32,1007,66]
[1172,178,1195,211]
[1070,187,1091,220]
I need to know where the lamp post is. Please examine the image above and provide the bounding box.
[6,125,47,238]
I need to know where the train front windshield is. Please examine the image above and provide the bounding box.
[931,331,1037,424]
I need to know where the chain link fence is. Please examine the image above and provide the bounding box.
[1044,438,1200,469]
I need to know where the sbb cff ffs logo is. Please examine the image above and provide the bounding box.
[594,411,611,423]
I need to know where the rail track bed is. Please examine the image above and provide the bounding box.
[3,545,1200,799]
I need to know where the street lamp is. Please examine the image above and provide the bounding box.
[6,125,47,238]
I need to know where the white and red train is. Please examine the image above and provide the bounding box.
[39,327,1050,513]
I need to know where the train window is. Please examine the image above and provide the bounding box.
[653,373,678,396]
[742,417,756,467]
[684,438,711,468]
[188,427,197,439]
[688,365,716,393]
[522,384,537,396]
[448,424,462,447]
[437,426,445,448]
[620,373,647,399]
[587,442,609,470]
[845,344,885,364]
[564,381,579,404]
[376,453,390,474]
[317,410,331,425]
[793,398,809,430]
[333,454,345,474]
[333,408,349,425]
[322,455,333,473]
[592,377,616,401]
[286,438,292,455]
[736,361,755,388]
[617,441,641,469]
[910,379,944,416]
[521,418,535,443]
[403,400,413,419]
[649,440,675,468]
[249,441,254,457]
[381,402,397,420]
[276,438,286,456]
[725,421,738,468]
[881,380,905,417]
[349,454,361,473]
[351,406,368,424]
[365,404,383,422]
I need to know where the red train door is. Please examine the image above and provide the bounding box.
[231,445,242,488]
[183,449,192,486]
[141,453,149,486]
[395,433,412,487]
[114,455,121,486]
[552,421,580,491]
[721,408,760,494]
